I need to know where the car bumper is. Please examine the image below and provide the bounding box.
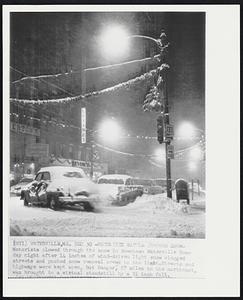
[58,195,100,206]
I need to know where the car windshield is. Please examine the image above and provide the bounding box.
[62,171,84,178]
[20,178,33,183]
[98,178,124,184]
[131,179,153,186]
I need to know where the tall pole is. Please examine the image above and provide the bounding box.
[90,142,94,179]
[164,74,172,199]
[159,31,172,199]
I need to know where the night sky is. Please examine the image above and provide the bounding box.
[10,12,205,181]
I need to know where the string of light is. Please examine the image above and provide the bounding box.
[95,142,153,157]
[10,112,205,145]
[94,142,205,158]
[10,69,157,104]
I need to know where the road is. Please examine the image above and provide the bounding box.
[9,194,205,238]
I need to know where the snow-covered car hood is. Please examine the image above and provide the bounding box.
[11,182,31,191]
[47,178,98,195]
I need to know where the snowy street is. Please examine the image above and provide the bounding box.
[10,194,205,238]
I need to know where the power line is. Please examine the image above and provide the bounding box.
[11,54,160,85]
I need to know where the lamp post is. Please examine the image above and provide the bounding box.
[100,27,172,197]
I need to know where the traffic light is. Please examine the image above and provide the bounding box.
[157,115,164,144]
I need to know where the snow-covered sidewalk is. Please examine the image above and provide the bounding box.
[10,194,205,238]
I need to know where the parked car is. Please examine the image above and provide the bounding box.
[97,174,143,206]
[20,166,100,211]
[130,178,163,195]
[153,178,175,191]
[10,176,35,196]
[10,173,16,187]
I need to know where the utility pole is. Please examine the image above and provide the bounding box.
[90,142,94,179]
[191,179,194,201]
[159,31,172,199]
[164,78,172,199]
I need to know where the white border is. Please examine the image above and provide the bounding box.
[3,4,240,297]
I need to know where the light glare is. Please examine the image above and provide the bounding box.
[100,26,129,57]
[99,119,122,144]
[178,122,196,139]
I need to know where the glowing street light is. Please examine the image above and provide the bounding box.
[177,122,196,139]
[177,121,204,140]
[100,25,161,58]
[99,118,122,144]
[100,25,130,58]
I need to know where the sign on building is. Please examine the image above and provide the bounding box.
[25,143,49,157]
[167,144,174,159]
[165,124,174,139]
[81,107,86,144]
[10,122,40,136]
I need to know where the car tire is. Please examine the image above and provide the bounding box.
[83,202,94,212]
[23,195,29,206]
[49,196,59,210]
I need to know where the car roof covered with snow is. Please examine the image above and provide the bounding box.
[37,166,87,178]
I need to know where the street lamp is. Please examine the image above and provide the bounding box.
[100,25,162,58]
[100,25,130,58]
[177,121,204,139]
[98,118,122,145]
[100,27,172,198]
[177,122,196,139]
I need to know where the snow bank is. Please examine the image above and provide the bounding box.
[10,224,37,236]
[10,194,205,238]
[124,194,190,215]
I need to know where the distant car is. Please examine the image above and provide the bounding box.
[131,178,163,195]
[97,174,143,206]
[153,178,175,191]
[10,173,16,187]
[20,166,100,211]
[10,177,34,196]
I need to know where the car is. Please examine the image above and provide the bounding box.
[10,173,16,187]
[20,166,100,211]
[10,176,35,196]
[97,174,143,206]
[130,178,164,195]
